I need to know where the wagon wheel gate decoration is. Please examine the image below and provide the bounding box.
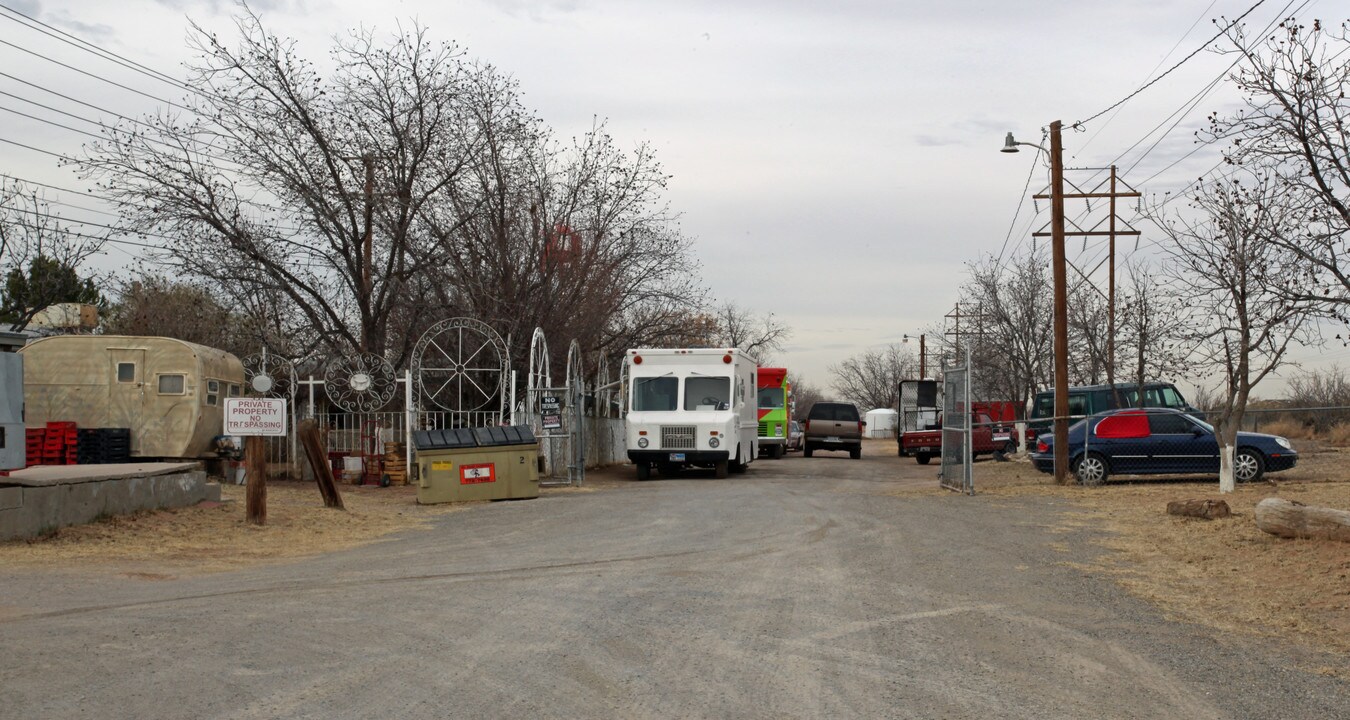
[413,318,509,415]
[526,327,551,419]
[243,351,295,398]
[323,353,398,413]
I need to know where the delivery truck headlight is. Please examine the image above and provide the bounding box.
[709,436,720,448]
[637,437,649,448]
[775,425,784,436]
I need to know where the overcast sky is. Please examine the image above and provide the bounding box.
[2,0,1342,400]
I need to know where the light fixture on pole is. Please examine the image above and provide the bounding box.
[902,333,927,379]
[1002,124,1070,485]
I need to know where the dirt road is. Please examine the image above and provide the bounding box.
[2,440,1345,718]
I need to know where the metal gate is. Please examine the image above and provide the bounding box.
[940,349,974,494]
[525,332,585,487]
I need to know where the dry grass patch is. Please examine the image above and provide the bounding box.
[978,451,1350,671]
[0,481,463,575]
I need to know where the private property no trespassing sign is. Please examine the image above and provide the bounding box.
[225,398,288,436]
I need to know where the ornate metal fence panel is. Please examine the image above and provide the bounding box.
[940,350,974,494]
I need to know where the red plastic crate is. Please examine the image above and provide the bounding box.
[46,421,76,432]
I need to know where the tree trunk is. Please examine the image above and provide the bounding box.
[1166,498,1232,520]
[1255,498,1350,542]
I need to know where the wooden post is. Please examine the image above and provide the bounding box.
[246,435,267,525]
[299,419,345,509]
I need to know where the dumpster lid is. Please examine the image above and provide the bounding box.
[413,428,478,450]
[473,425,537,447]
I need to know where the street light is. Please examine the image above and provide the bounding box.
[1002,122,1071,485]
[1001,132,1047,154]
[902,333,927,379]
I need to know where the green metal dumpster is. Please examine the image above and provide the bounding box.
[413,425,540,504]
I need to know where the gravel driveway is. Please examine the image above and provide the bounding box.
[2,442,1345,718]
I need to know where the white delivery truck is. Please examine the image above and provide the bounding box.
[624,348,759,479]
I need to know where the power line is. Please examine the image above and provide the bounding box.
[1071,0,1270,131]
[0,37,196,115]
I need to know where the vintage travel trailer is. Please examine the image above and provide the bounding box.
[20,336,246,459]
[624,348,759,479]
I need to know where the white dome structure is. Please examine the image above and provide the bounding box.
[863,408,898,438]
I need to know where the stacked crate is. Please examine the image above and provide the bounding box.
[25,428,46,466]
[44,422,78,465]
[383,441,407,485]
[76,428,132,464]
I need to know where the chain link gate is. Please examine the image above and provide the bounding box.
[940,348,974,494]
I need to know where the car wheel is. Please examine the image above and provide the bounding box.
[714,460,729,479]
[1004,441,1017,455]
[635,463,650,481]
[850,446,861,459]
[1235,448,1265,483]
[1074,452,1109,486]
[804,445,813,458]
[915,453,931,465]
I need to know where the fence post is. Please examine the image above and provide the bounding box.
[404,370,414,486]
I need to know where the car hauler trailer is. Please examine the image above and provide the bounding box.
[624,348,759,479]
[756,366,790,458]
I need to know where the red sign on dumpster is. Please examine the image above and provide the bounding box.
[460,463,497,484]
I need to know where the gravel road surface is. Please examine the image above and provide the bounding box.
[2,442,1346,718]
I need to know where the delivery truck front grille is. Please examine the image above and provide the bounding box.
[758,422,768,436]
[661,425,696,450]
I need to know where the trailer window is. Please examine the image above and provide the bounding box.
[632,377,678,412]
[685,376,730,411]
[228,384,241,397]
[116,362,136,383]
[205,379,219,406]
[158,374,186,394]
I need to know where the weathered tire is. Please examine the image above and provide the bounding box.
[850,446,861,460]
[1235,448,1265,483]
[915,453,931,465]
[1074,452,1109,486]
[635,463,650,481]
[714,460,729,479]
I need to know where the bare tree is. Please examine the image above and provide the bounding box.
[0,181,105,330]
[1153,171,1324,491]
[958,252,1054,409]
[103,275,259,358]
[80,9,483,361]
[1208,17,1350,317]
[1115,260,1190,405]
[829,344,918,411]
[705,301,791,362]
[787,372,825,421]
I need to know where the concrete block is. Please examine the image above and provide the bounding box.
[0,485,21,511]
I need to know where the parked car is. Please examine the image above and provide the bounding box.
[1030,408,1297,484]
[786,420,804,452]
[1026,381,1200,445]
[804,402,864,459]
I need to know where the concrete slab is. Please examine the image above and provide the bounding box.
[0,462,200,488]
[0,467,212,541]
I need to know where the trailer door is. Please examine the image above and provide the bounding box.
[108,348,146,453]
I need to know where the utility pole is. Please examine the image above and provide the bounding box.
[919,334,926,379]
[1107,164,1118,396]
[1048,121,1070,484]
[360,152,374,353]
[1030,147,1141,482]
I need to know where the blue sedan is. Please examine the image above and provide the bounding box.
[1030,408,1297,484]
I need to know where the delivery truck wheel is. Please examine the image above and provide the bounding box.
[714,460,729,479]
[916,453,932,465]
[635,463,650,481]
